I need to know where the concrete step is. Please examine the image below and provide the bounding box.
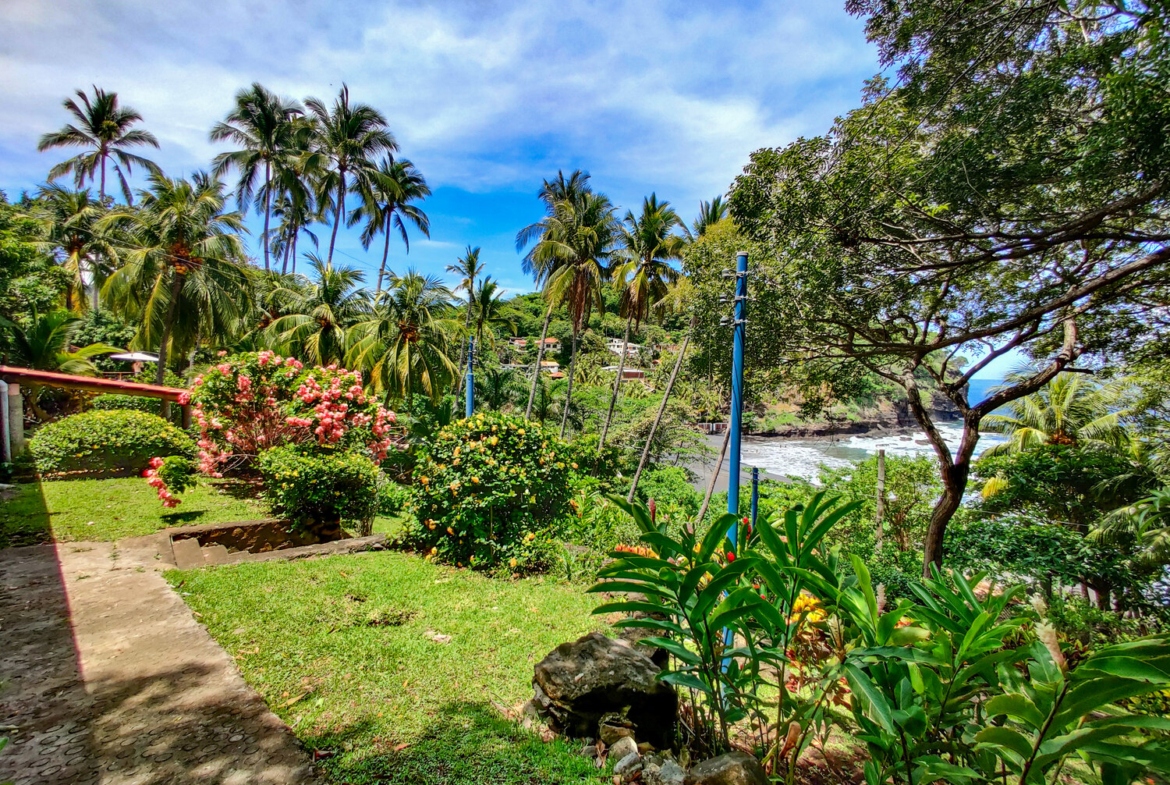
[201,544,231,565]
[171,537,205,570]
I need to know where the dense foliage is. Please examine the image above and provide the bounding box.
[405,412,575,571]
[257,445,380,534]
[30,409,194,476]
[596,496,1170,783]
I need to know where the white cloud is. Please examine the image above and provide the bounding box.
[0,0,877,210]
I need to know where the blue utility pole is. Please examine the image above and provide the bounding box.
[726,250,748,546]
[465,337,475,418]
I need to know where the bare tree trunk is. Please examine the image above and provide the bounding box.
[327,170,345,264]
[377,215,392,294]
[628,326,691,502]
[598,315,633,453]
[696,425,731,524]
[262,161,272,271]
[558,331,581,439]
[917,317,1081,576]
[525,303,554,421]
[157,271,185,419]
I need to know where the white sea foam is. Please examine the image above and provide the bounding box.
[739,424,1005,484]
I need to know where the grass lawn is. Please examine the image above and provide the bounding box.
[169,551,613,784]
[0,477,265,547]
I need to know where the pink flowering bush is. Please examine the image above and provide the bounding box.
[145,351,400,514]
[188,351,397,477]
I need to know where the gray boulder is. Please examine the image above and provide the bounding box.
[614,751,642,778]
[533,631,677,749]
[684,751,769,785]
[609,736,639,762]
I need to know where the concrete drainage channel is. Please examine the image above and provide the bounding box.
[134,519,388,569]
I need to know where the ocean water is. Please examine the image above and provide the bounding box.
[740,377,1006,484]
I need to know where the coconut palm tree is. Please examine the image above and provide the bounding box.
[471,277,517,354]
[32,184,116,311]
[37,87,160,203]
[599,194,683,450]
[538,191,619,437]
[346,269,457,408]
[446,246,484,391]
[210,83,304,272]
[303,85,397,264]
[981,371,1132,457]
[683,195,728,241]
[477,367,524,411]
[0,310,121,420]
[352,156,431,293]
[100,172,251,392]
[266,255,370,366]
[269,191,318,276]
[514,169,595,422]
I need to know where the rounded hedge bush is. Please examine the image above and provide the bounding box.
[404,411,575,571]
[30,410,195,477]
[258,445,380,536]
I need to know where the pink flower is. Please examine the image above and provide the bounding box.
[177,392,191,405]
[149,457,165,469]
[217,350,227,357]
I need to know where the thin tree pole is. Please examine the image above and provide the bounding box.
[558,331,581,439]
[262,161,272,271]
[695,423,731,525]
[525,303,554,420]
[598,314,633,453]
[628,326,692,502]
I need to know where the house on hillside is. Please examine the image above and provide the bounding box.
[541,337,561,351]
[603,365,646,380]
[509,337,529,348]
[606,338,642,358]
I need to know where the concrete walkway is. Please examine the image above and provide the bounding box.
[0,540,320,785]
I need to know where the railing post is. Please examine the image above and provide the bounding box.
[7,382,24,457]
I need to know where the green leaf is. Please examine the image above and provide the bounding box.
[975,726,1033,765]
[844,663,894,734]
[985,693,1047,729]
[585,581,673,599]
[591,601,670,617]
[639,637,700,666]
[699,513,737,563]
[659,671,712,695]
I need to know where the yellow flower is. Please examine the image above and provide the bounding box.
[430,547,438,555]
[426,519,436,530]
[509,558,518,568]
[447,527,455,535]
[472,477,480,484]
[525,532,536,542]
[571,462,578,469]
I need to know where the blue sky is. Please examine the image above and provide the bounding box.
[0,0,1018,378]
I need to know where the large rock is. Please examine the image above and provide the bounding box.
[532,631,677,750]
[684,751,769,785]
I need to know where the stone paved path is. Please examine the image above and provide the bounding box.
[0,541,321,785]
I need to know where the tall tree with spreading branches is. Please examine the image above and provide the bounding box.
[727,0,1170,575]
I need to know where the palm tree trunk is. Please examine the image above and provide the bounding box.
[525,303,554,421]
[157,271,185,418]
[89,256,100,311]
[559,331,581,439]
[628,326,691,502]
[100,149,107,203]
[328,169,346,264]
[377,214,392,293]
[598,315,633,452]
[262,161,272,271]
[291,231,298,275]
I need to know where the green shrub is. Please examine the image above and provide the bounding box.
[377,480,412,516]
[633,465,700,514]
[405,411,575,572]
[30,410,195,477]
[92,393,163,415]
[257,446,380,535]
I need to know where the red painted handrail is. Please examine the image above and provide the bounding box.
[0,366,188,401]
